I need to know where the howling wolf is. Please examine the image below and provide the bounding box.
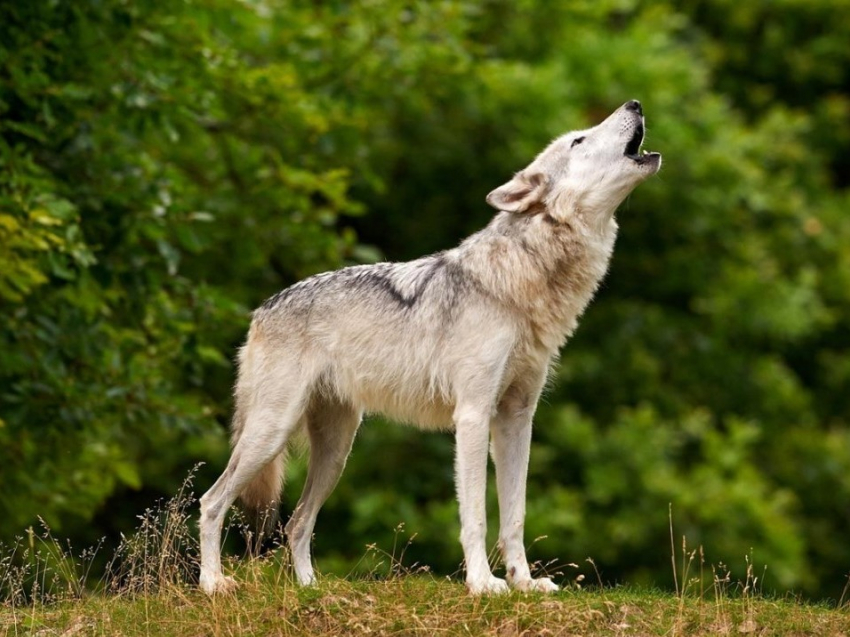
[199,100,661,595]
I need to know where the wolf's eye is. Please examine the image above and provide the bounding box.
[571,136,585,148]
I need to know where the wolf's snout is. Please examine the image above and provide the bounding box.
[624,100,642,115]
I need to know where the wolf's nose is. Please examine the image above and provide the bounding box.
[625,100,642,115]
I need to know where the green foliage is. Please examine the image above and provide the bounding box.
[1,0,849,600]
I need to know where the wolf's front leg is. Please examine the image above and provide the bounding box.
[491,389,558,594]
[454,406,509,595]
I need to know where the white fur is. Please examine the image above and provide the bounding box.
[198,101,661,595]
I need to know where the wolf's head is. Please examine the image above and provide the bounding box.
[486,100,661,222]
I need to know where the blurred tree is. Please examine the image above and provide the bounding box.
[0,0,373,536]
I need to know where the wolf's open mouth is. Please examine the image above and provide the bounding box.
[625,121,644,157]
[624,120,658,164]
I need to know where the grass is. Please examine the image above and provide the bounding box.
[3,570,850,637]
[1,476,849,636]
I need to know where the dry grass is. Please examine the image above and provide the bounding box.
[1,475,849,636]
[3,570,850,637]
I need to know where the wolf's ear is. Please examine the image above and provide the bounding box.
[485,171,550,213]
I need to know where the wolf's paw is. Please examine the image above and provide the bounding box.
[295,571,317,587]
[468,575,510,595]
[512,576,559,593]
[199,572,238,596]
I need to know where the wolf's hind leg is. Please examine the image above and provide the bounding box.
[285,397,361,586]
[199,385,310,595]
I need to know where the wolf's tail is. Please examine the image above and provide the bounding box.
[230,333,286,538]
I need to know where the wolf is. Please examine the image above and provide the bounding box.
[199,100,661,595]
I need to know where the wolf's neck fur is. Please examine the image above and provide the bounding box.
[455,210,617,352]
